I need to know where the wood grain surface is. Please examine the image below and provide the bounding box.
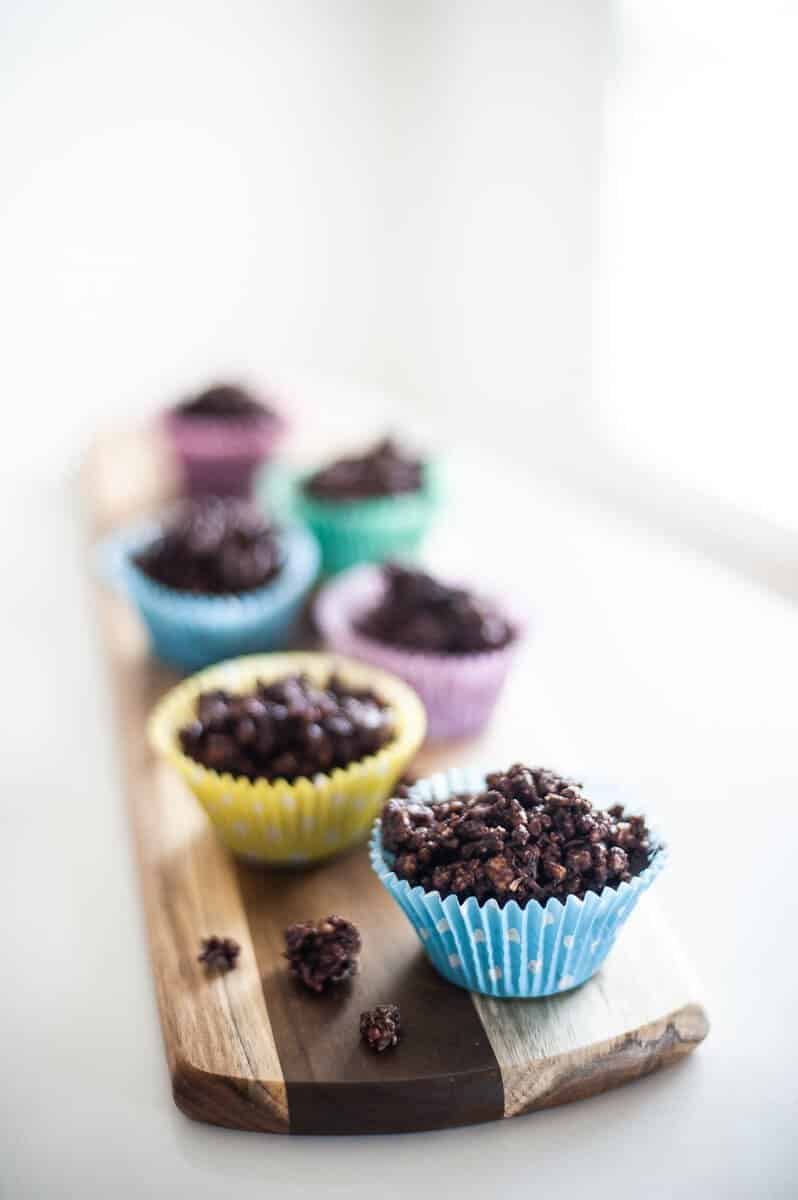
[82,429,709,1135]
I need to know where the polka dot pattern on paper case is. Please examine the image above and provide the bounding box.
[98,521,320,672]
[148,651,426,865]
[369,765,667,999]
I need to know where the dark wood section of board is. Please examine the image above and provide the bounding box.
[237,851,505,1134]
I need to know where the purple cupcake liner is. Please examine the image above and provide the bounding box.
[314,564,525,740]
[163,411,286,498]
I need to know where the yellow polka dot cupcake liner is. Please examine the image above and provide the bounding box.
[148,651,426,865]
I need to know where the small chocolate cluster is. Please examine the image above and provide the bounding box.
[134,496,283,594]
[198,935,240,972]
[175,383,275,421]
[382,764,653,906]
[305,438,423,502]
[280,916,406,1053]
[357,563,514,654]
[360,1004,401,1052]
[284,915,362,992]
[179,673,396,782]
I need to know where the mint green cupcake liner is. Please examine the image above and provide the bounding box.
[260,460,442,574]
[369,766,666,998]
[97,520,320,672]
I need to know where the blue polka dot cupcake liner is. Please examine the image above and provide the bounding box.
[369,766,667,998]
[97,519,320,672]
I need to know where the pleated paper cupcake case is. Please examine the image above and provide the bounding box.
[315,564,524,739]
[369,766,667,998]
[148,651,427,864]
[97,521,320,671]
[261,461,442,573]
[163,412,287,497]
[187,757,402,864]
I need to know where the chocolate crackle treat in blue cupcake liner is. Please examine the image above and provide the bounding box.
[98,496,319,671]
[370,764,666,998]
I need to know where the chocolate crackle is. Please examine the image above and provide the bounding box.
[381,764,654,906]
[360,1004,402,1052]
[174,383,275,422]
[305,438,423,502]
[357,563,514,654]
[134,496,283,594]
[284,916,362,992]
[178,673,395,782]
[198,936,240,972]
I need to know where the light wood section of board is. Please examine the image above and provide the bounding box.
[86,427,181,534]
[93,567,289,1131]
[473,900,708,1117]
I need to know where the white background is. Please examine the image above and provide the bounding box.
[595,1,798,527]
[1,2,797,1197]
[2,0,797,530]
[0,0,606,476]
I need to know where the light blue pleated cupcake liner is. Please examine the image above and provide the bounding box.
[97,520,320,672]
[259,460,442,574]
[369,766,667,999]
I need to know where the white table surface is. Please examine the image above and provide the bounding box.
[2,451,796,1199]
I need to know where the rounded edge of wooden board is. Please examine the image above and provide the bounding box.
[171,1054,290,1133]
[499,1001,710,1119]
[168,1003,709,1134]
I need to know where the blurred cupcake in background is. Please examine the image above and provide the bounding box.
[99,495,319,671]
[163,381,286,498]
[265,437,440,574]
[315,561,524,739]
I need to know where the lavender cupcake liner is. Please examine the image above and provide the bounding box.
[163,412,286,498]
[315,564,524,739]
[261,461,442,574]
[98,520,319,672]
[369,766,667,998]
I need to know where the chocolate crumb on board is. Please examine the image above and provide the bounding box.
[360,1004,402,1052]
[198,936,241,972]
[284,915,362,993]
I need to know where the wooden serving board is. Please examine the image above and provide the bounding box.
[82,431,709,1135]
